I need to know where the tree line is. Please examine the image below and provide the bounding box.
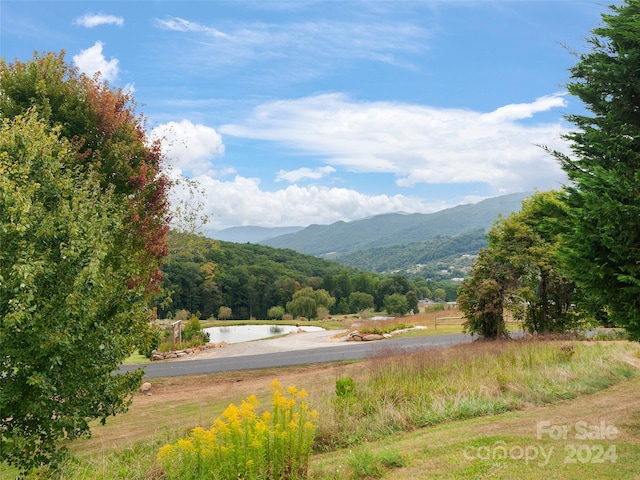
[157,232,458,320]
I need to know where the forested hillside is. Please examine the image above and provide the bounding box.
[157,232,460,319]
[334,229,487,273]
[159,195,527,318]
[158,232,344,319]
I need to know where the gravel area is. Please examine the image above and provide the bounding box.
[174,329,351,361]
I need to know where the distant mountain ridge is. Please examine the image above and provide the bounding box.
[206,225,304,243]
[260,192,531,256]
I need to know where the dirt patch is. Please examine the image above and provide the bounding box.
[133,362,357,406]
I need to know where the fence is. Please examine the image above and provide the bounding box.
[434,315,520,330]
[434,316,464,330]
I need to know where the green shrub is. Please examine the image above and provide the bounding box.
[268,306,285,320]
[182,315,207,345]
[141,325,162,358]
[335,377,356,400]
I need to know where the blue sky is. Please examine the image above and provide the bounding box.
[1,1,606,230]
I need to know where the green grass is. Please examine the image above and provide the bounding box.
[309,374,640,479]
[122,351,150,365]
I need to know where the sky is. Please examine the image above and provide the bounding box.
[1,1,608,231]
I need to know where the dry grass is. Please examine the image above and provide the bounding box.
[350,306,463,333]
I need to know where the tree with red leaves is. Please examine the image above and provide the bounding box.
[0,52,171,473]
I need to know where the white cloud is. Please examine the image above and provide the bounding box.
[175,174,441,230]
[152,17,429,79]
[74,13,124,28]
[151,120,225,176]
[220,93,570,195]
[73,41,119,82]
[154,17,228,38]
[276,166,336,183]
[481,93,567,123]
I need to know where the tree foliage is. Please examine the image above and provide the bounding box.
[218,306,232,320]
[458,192,577,338]
[489,192,577,334]
[348,291,375,313]
[286,288,335,320]
[0,52,171,292]
[457,249,510,339]
[159,232,345,319]
[0,112,147,470]
[267,306,285,320]
[548,0,640,339]
[383,293,410,316]
[0,52,171,472]
[160,232,456,319]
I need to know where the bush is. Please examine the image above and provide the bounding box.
[141,326,162,358]
[317,306,330,320]
[335,377,356,400]
[158,380,318,480]
[268,306,285,320]
[182,316,207,345]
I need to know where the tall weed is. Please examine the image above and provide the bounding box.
[158,380,318,479]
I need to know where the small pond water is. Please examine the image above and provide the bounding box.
[203,324,324,344]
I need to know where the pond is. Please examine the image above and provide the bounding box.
[203,324,324,344]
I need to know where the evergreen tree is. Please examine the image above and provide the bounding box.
[549,0,640,338]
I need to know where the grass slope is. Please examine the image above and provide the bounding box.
[4,332,638,479]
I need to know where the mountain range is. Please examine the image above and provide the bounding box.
[259,192,531,257]
[206,225,303,244]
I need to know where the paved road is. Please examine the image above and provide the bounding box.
[118,333,474,379]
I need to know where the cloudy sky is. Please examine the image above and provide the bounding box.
[2,1,606,230]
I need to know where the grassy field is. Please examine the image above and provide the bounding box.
[3,318,640,479]
[310,373,640,479]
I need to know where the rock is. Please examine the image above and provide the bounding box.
[347,332,384,342]
[362,334,385,342]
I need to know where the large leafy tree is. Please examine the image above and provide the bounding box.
[549,1,640,339]
[0,112,146,470]
[286,287,335,320]
[458,192,577,338]
[383,293,410,316]
[0,52,170,294]
[457,248,513,339]
[487,192,577,334]
[0,53,171,471]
